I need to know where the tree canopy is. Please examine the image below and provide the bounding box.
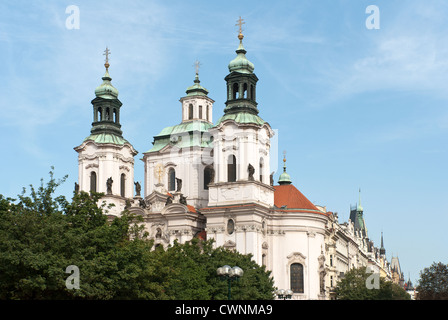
[416,262,448,300]
[334,266,410,300]
[0,169,275,300]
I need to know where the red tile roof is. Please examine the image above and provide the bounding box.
[274,184,321,212]
[187,205,197,213]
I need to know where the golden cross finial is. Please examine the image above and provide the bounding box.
[193,60,201,75]
[235,16,245,39]
[103,47,110,69]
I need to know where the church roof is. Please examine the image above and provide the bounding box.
[83,133,131,146]
[215,112,265,126]
[146,121,214,153]
[274,184,327,215]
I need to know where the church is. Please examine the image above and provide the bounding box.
[74,18,395,300]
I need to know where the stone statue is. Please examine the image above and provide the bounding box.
[165,195,173,206]
[124,199,131,210]
[106,177,113,195]
[139,198,147,209]
[74,182,79,194]
[134,181,141,197]
[176,177,182,192]
[179,194,187,205]
[248,163,255,181]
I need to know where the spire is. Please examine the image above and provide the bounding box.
[357,188,363,212]
[95,47,119,99]
[278,151,292,185]
[380,232,386,255]
[228,16,254,74]
[90,47,123,138]
[186,60,209,97]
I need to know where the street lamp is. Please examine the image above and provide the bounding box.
[276,289,293,300]
[217,265,244,300]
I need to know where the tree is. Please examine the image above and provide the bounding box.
[0,169,167,299]
[334,266,410,300]
[0,169,276,300]
[156,238,276,300]
[416,262,448,300]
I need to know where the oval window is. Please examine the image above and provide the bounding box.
[227,219,235,235]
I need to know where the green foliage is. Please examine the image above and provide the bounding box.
[334,267,410,300]
[416,262,448,300]
[0,169,276,300]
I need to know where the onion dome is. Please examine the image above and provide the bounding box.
[186,73,209,97]
[228,31,254,74]
[94,48,119,99]
[278,154,292,185]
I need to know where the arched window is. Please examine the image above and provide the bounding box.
[188,104,193,120]
[168,168,176,191]
[204,166,213,190]
[206,105,209,121]
[290,263,304,293]
[243,83,248,98]
[90,171,97,192]
[199,105,203,119]
[259,158,264,183]
[232,83,239,99]
[250,84,255,101]
[98,107,102,121]
[105,107,110,121]
[227,155,237,182]
[120,173,126,197]
[113,109,117,123]
[262,254,266,266]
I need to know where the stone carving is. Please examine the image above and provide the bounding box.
[179,194,187,205]
[139,198,147,209]
[248,163,255,181]
[165,195,173,206]
[134,181,141,197]
[106,177,113,195]
[175,177,182,192]
[74,182,79,194]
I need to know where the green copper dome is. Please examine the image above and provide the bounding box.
[95,69,119,99]
[228,35,254,74]
[278,155,292,185]
[186,73,209,96]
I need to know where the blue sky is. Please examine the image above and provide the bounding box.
[1,0,447,285]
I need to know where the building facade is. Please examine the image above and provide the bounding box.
[74,25,401,300]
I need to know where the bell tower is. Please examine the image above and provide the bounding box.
[207,17,275,207]
[74,48,138,216]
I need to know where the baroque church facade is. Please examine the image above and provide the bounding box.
[74,22,398,299]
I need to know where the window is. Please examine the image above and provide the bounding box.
[206,105,209,121]
[290,263,304,293]
[120,173,126,197]
[330,255,333,267]
[262,254,266,266]
[113,109,118,123]
[243,83,248,98]
[199,105,202,119]
[97,107,102,121]
[204,166,213,190]
[227,155,236,182]
[168,168,176,191]
[188,104,193,120]
[250,84,255,101]
[259,158,264,183]
[90,171,97,192]
[232,83,239,99]
[227,219,235,235]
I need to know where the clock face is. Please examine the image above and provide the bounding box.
[227,219,235,235]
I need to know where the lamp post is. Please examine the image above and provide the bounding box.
[217,265,244,300]
[276,289,293,300]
